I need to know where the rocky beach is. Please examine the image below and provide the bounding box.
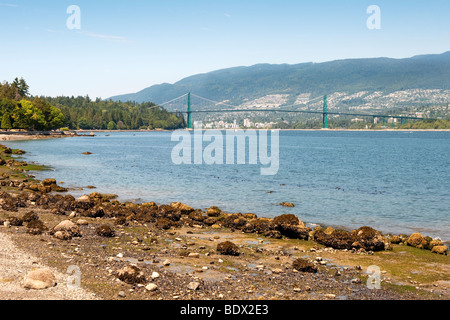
[0,141,448,301]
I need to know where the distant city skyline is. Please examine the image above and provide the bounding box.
[1,0,449,98]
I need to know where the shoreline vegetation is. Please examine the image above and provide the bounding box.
[0,139,448,301]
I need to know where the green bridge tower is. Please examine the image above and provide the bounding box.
[323,95,328,129]
[187,92,192,129]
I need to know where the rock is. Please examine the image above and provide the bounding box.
[170,202,194,214]
[96,224,115,237]
[188,253,200,258]
[187,282,200,291]
[352,226,386,251]
[217,241,240,256]
[82,152,92,155]
[116,265,146,284]
[54,230,72,240]
[325,294,336,299]
[430,239,444,249]
[77,195,91,202]
[431,246,448,255]
[272,268,283,274]
[23,269,56,290]
[273,214,303,227]
[207,206,221,217]
[292,258,317,273]
[118,291,126,298]
[41,179,56,187]
[407,233,428,249]
[163,259,171,266]
[145,283,158,292]
[26,220,48,235]
[53,220,80,238]
[390,235,402,244]
[22,211,39,223]
[151,272,160,279]
[7,217,23,227]
[76,219,89,226]
[324,227,335,235]
[280,202,295,207]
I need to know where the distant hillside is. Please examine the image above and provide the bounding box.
[109,52,450,107]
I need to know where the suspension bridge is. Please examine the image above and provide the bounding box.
[159,92,431,129]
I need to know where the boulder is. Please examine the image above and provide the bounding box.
[116,265,146,284]
[207,206,221,217]
[431,246,448,255]
[217,241,240,256]
[272,214,307,239]
[407,233,428,249]
[23,268,56,290]
[352,226,386,251]
[53,220,81,239]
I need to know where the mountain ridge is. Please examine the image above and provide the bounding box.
[109,52,450,107]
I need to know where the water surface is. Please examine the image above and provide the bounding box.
[7,130,449,241]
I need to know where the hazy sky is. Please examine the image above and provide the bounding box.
[1,0,449,99]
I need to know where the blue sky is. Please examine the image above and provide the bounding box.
[1,0,449,98]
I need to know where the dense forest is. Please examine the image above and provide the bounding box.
[0,78,66,130]
[44,96,186,130]
[0,78,186,131]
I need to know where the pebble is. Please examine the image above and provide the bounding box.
[151,272,160,279]
[118,291,126,298]
[188,253,200,258]
[325,294,336,299]
[188,282,200,291]
[163,259,171,266]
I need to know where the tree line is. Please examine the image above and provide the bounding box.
[0,78,186,131]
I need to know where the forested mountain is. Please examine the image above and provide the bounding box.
[109,52,450,106]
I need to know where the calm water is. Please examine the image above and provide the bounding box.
[6,131,450,241]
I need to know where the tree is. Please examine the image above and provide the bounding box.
[1,113,12,130]
[107,121,116,130]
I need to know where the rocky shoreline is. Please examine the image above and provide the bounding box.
[0,144,448,300]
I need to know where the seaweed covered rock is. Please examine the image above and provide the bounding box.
[272,214,308,239]
[22,211,39,223]
[26,220,48,235]
[6,216,23,226]
[431,246,448,255]
[351,226,386,252]
[407,233,428,249]
[314,229,354,250]
[155,217,173,230]
[280,202,295,208]
[170,202,195,214]
[221,213,247,230]
[217,241,240,256]
[207,206,222,217]
[96,224,115,237]
[292,258,317,273]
